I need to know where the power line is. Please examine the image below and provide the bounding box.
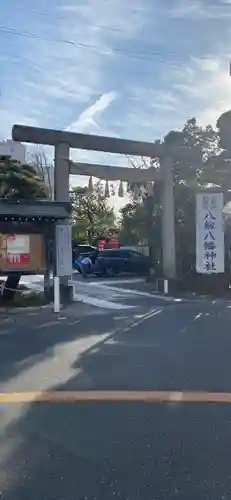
[22,7,133,35]
[0,25,186,67]
[12,5,157,35]
[4,6,226,63]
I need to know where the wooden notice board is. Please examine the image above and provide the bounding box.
[0,233,45,272]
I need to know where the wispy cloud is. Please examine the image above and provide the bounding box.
[0,0,148,138]
[66,91,117,133]
[170,0,231,19]
[169,56,231,126]
[2,0,231,171]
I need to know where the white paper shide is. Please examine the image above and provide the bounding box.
[196,193,224,274]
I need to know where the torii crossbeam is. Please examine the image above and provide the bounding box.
[12,124,176,280]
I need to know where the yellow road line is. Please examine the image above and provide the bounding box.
[1,390,231,404]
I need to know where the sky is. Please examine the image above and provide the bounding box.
[1,0,231,211]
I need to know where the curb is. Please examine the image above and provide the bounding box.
[0,304,53,314]
[0,300,83,316]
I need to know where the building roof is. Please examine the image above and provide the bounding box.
[0,199,71,220]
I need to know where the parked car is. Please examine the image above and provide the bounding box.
[73,244,96,258]
[93,248,150,277]
[73,251,95,273]
[73,245,96,268]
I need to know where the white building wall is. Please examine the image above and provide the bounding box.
[0,140,26,163]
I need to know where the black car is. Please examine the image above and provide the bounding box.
[94,248,150,277]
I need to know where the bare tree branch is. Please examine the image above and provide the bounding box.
[28,146,53,199]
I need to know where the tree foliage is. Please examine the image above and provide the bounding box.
[0,155,48,200]
[28,147,53,199]
[119,115,231,277]
[71,183,115,244]
[119,202,147,245]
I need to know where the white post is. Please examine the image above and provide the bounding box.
[54,276,60,313]
[164,279,169,295]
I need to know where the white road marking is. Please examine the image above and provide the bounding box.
[96,278,144,285]
[91,283,177,301]
[69,274,182,309]
[67,319,81,326]
[72,293,136,310]
[105,339,160,349]
[83,278,183,303]
[123,308,163,331]
[70,279,180,306]
[22,275,184,307]
[91,283,155,297]
[36,321,59,329]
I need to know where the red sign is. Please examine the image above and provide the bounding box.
[7,253,30,265]
[97,239,106,250]
[5,234,30,267]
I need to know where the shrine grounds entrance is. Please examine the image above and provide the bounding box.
[12,124,177,287]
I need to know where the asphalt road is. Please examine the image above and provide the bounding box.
[1,296,231,499]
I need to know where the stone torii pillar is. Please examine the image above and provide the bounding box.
[54,142,70,202]
[160,157,176,279]
[12,124,177,280]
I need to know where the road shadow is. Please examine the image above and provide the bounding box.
[54,299,231,393]
[2,300,231,499]
[0,309,117,384]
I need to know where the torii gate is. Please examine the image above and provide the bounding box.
[12,124,176,280]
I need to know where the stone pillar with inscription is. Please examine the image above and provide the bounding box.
[54,143,72,303]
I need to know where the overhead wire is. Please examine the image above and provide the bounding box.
[1,5,223,64]
[18,7,139,35]
[8,4,162,35]
[0,25,187,68]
